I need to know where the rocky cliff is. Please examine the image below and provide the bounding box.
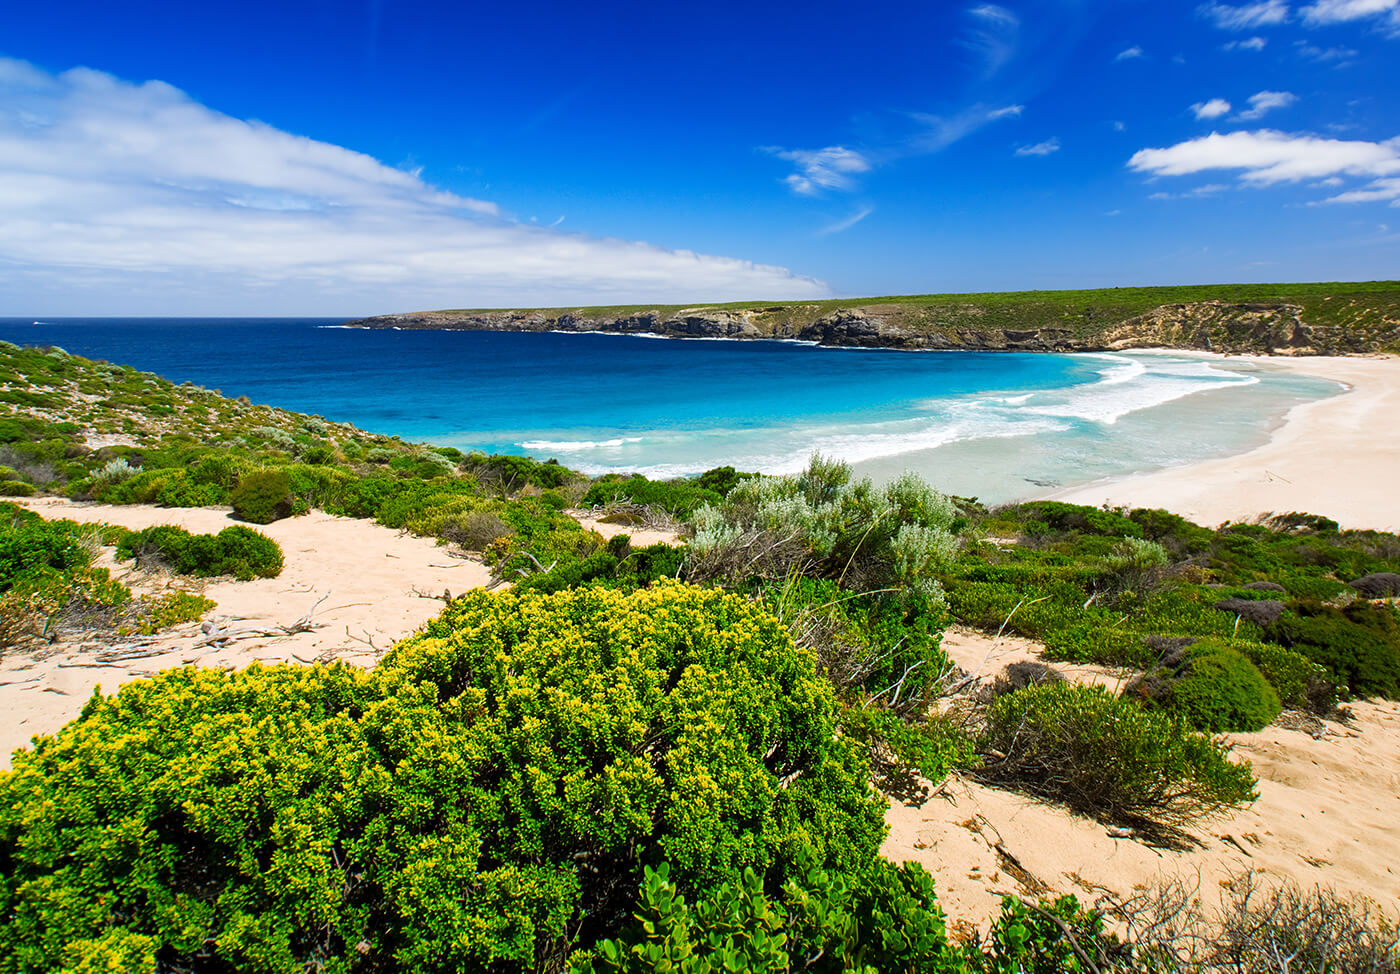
[343,290,1400,356]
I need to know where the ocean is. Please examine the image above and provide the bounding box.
[0,317,1341,504]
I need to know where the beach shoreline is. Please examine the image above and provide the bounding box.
[1047,352,1400,532]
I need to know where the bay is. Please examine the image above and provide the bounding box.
[0,317,1339,504]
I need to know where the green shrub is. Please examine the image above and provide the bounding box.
[978,682,1256,829]
[153,471,228,507]
[1128,642,1282,732]
[0,481,37,497]
[1278,574,1352,602]
[1221,640,1338,713]
[230,469,293,523]
[694,465,751,498]
[117,525,283,580]
[0,507,132,648]
[1268,601,1400,699]
[1128,507,1214,555]
[688,457,957,601]
[1002,501,1143,539]
[0,583,884,972]
[765,574,950,711]
[583,854,961,974]
[0,508,91,588]
[582,474,722,519]
[463,451,575,491]
[122,591,217,635]
[1041,624,1158,667]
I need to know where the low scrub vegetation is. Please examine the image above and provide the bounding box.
[0,503,214,648]
[977,682,1257,831]
[1128,641,1282,732]
[116,524,284,580]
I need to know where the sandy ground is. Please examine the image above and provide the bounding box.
[1,497,495,767]
[569,510,682,548]
[4,498,1397,932]
[883,626,1400,930]
[1052,354,1400,532]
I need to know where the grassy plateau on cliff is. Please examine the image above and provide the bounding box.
[352,280,1400,355]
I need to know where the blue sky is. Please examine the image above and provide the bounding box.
[2,0,1397,314]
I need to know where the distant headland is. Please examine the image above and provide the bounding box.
[342,280,1400,356]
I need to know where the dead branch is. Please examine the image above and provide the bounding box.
[197,593,330,647]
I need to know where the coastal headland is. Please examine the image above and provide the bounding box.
[343,280,1400,355]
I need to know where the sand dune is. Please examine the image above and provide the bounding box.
[883,627,1400,929]
[1,498,493,766]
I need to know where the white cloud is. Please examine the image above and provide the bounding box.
[988,104,1025,119]
[1198,0,1291,29]
[1295,39,1360,60]
[0,58,826,314]
[1112,120,1127,132]
[817,206,874,236]
[1322,176,1400,203]
[961,4,1021,77]
[1223,35,1270,49]
[1015,137,1061,157]
[771,145,872,195]
[903,103,1025,155]
[1235,90,1298,119]
[1149,183,1232,199]
[1129,130,1400,195]
[1300,0,1400,30]
[1192,98,1234,119]
[1115,45,1145,60]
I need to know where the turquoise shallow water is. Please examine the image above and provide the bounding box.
[0,319,1341,504]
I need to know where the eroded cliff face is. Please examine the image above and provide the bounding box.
[342,299,1397,355]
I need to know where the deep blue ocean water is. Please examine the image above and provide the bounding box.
[0,317,1340,503]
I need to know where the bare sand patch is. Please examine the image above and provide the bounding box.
[1,497,493,766]
[570,510,682,548]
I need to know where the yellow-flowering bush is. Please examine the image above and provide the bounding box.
[0,581,885,973]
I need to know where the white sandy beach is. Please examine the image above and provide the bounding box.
[1052,354,1400,532]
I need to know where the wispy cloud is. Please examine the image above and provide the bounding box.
[1295,39,1360,61]
[1115,45,1145,60]
[817,206,874,236]
[960,4,1021,77]
[1198,0,1291,29]
[769,145,872,195]
[1235,89,1298,119]
[1148,183,1231,199]
[903,103,1026,155]
[1129,129,1400,202]
[1016,137,1061,157]
[1300,0,1400,32]
[768,104,1023,197]
[1192,98,1233,119]
[1223,35,1269,49]
[0,58,825,313]
[1322,176,1400,203]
